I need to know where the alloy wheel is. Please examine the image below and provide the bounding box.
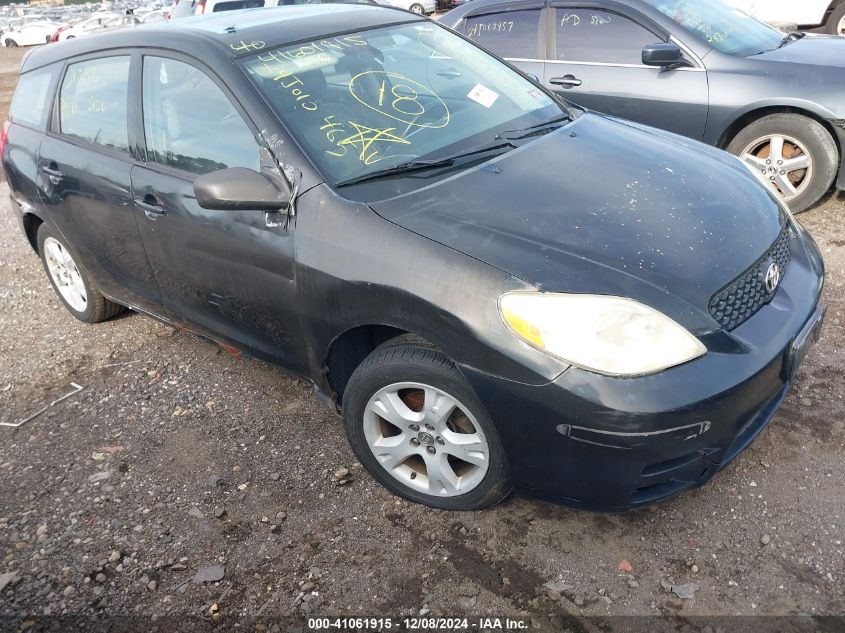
[740,134,813,202]
[363,382,490,497]
[838,15,845,35]
[43,237,88,313]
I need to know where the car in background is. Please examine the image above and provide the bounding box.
[58,13,138,41]
[1,5,825,512]
[724,0,845,34]
[50,13,137,42]
[442,0,845,212]
[1,20,61,46]
[168,0,266,18]
[138,7,170,22]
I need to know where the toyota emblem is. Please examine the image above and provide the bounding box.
[764,262,781,294]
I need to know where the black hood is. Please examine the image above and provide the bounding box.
[370,113,785,330]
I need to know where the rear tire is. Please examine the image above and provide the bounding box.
[409,2,425,13]
[5,39,17,47]
[36,223,124,323]
[342,341,511,510]
[727,113,838,213]
[825,3,845,35]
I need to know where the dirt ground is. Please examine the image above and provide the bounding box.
[0,46,843,632]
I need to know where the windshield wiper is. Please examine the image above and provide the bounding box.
[497,114,571,141]
[777,31,804,48]
[334,140,515,188]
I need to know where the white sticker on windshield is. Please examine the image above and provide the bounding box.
[467,83,499,108]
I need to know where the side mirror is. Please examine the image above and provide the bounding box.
[193,167,290,211]
[642,42,690,68]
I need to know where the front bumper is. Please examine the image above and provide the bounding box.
[461,223,825,511]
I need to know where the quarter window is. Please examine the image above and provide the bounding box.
[462,9,542,59]
[59,56,130,153]
[10,64,58,130]
[555,9,659,64]
[142,57,259,176]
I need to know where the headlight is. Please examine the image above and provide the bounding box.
[499,292,707,377]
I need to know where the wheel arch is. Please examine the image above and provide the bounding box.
[717,105,842,161]
[323,324,413,404]
[22,211,45,254]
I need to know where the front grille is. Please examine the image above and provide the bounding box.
[709,225,791,330]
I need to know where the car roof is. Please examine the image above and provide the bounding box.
[22,4,422,73]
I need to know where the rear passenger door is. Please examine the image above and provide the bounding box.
[37,53,161,310]
[131,53,303,367]
[456,5,546,83]
[546,4,709,139]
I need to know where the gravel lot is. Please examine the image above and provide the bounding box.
[0,46,843,631]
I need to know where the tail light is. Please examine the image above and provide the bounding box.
[0,121,11,159]
[194,0,207,14]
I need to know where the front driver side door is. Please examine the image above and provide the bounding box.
[131,53,306,368]
[545,4,709,140]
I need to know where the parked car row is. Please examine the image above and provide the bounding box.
[1,3,167,48]
[1,3,826,511]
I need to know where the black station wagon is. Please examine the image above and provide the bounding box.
[1,5,825,511]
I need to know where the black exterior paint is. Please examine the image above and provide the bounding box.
[442,0,845,187]
[2,6,826,510]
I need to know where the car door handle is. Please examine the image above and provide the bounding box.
[40,164,63,184]
[549,75,583,88]
[135,194,165,216]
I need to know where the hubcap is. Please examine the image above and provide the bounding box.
[363,382,490,497]
[43,237,87,313]
[838,16,845,35]
[740,134,813,202]
[411,5,423,12]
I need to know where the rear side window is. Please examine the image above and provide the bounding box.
[142,56,259,176]
[9,64,58,130]
[554,9,659,64]
[59,56,131,153]
[462,10,542,59]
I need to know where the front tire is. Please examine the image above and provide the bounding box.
[409,2,424,13]
[825,3,845,35]
[5,39,17,47]
[342,340,511,510]
[37,223,124,323]
[727,113,838,213]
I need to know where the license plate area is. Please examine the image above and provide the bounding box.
[786,305,826,381]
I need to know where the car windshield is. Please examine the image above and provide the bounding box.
[643,0,784,56]
[241,22,565,188]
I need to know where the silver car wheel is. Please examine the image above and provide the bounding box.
[43,237,88,313]
[363,382,490,497]
[409,3,424,13]
[740,134,813,202]
[838,15,845,35]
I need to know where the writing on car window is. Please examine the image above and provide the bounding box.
[242,23,560,185]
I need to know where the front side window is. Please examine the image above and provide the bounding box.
[242,22,562,188]
[461,9,542,59]
[10,64,57,130]
[142,57,259,176]
[642,0,783,56]
[555,9,659,64]
[59,56,130,153]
